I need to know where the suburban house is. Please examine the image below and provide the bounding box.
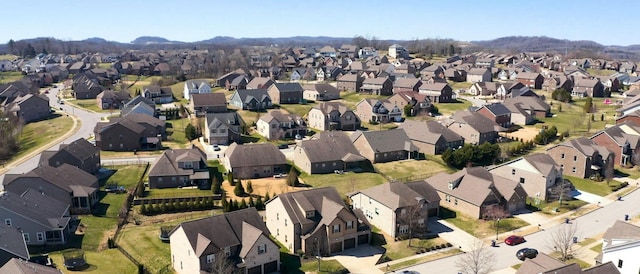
[72,73,104,99]
[597,220,640,273]
[398,120,464,155]
[426,167,528,219]
[350,129,419,163]
[302,83,339,102]
[572,78,605,98]
[204,112,244,145]
[466,68,492,83]
[169,207,279,274]
[96,90,131,110]
[223,143,287,179]
[229,89,272,111]
[0,190,71,246]
[337,73,363,92]
[120,95,156,117]
[142,86,174,104]
[616,110,640,126]
[4,94,50,123]
[307,102,360,131]
[360,77,393,95]
[246,77,274,90]
[542,75,573,93]
[445,111,504,145]
[38,138,101,175]
[392,78,422,93]
[389,91,432,116]
[494,81,526,100]
[468,82,499,96]
[348,181,440,238]
[488,153,563,201]
[517,253,619,274]
[189,93,228,116]
[265,187,370,255]
[0,224,30,265]
[94,114,166,151]
[418,82,454,103]
[503,96,551,125]
[546,137,615,179]
[589,123,640,166]
[474,103,512,128]
[148,146,210,189]
[183,79,211,100]
[292,131,367,174]
[355,98,403,123]
[267,83,304,104]
[3,164,99,213]
[256,110,307,141]
[516,72,544,89]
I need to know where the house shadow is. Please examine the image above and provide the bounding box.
[241,135,261,143]
[427,219,454,234]
[91,191,110,217]
[279,252,303,274]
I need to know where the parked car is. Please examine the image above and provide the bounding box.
[516,248,538,261]
[504,235,525,246]
[278,143,288,149]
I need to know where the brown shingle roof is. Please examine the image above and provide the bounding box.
[190,92,226,107]
[297,131,363,163]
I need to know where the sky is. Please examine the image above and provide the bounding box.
[2,0,639,46]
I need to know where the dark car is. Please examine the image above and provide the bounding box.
[516,248,538,261]
[504,235,525,246]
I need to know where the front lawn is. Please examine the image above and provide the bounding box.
[564,175,623,196]
[300,172,388,196]
[300,259,348,274]
[67,99,109,113]
[439,207,530,238]
[434,99,472,116]
[527,197,588,215]
[279,103,315,118]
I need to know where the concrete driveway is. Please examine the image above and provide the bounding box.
[329,244,384,274]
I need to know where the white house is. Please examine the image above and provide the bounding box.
[599,220,640,274]
[183,79,211,100]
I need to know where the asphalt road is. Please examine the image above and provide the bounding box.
[399,186,640,273]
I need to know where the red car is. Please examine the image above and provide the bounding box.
[505,235,525,246]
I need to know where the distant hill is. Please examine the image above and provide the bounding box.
[471,36,604,52]
[131,36,185,45]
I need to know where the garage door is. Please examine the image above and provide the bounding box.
[358,234,369,245]
[330,242,342,254]
[344,238,356,250]
[247,265,261,274]
[264,261,278,274]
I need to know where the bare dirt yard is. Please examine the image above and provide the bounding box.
[221,177,310,200]
[503,127,540,142]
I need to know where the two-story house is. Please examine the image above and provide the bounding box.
[223,143,287,179]
[445,111,504,145]
[267,83,304,104]
[398,120,464,155]
[183,79,211,100]
[337,73,364,92]
[265,187,370,255]
[389,91,432,116]
[350,129,419,163]
[142,85,174,104]
[4,94,50,123]
[597,220,640,274]
[474,103,512,128]
[292,131,367,174]
[466,68,492,83]
[348,181,440,238]
[546,137,615,179]
[189,93,227,116]
[0,226,29,265]
[94,113,166,151]
[360,77,393,95]
[355,98,403,123]
[38,138,101,175]
[229,89,272,111]
[204,112,244,145]
[169,207,280,274]
[302,83,340,102]
[418,82,454,103]
[148,146,210,189]
[307,102,360,131]
[256,110,307,141]
[488,153,563,201]
[589,123,640,167]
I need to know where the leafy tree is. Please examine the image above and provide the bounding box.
[185,123,197,141]
[234,181,246,197]
[286,168,299,187]
[430,105,439,114]
[403,104,413,117]
[552,88,572,102]
[246,180,253,194]
[583,97,593,113]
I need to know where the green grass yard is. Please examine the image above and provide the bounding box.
[9,115,74,163]
[564,175,624,196]
[300,172,388,196]
[439,207,529,238]
[374,159,453,182]
[48,249,138,274]
[67,99,110,113]
[434,99,472,116]
[0,71,25,84]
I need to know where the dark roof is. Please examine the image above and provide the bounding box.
[234,89,271,103]
[148,147,208,177]
[225,143,286,168]
[302,83,339,94]
[272,82,303,93]
[350,129,418,153]
[205,112,243,131]
[123,95,155,109]
[296,131,364,163]
[171,207,271,257]
[191,92,227,107]
[452,111,504,133]
[0,190,70,231]
[0,225,29,261]
[57,138,99,163]
[268,187,350,228]
[111,113,165,128]
[399,120,463,145]
[480,103,511,117]
[4,164,97,196]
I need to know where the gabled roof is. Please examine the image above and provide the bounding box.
[148,147,207,177]
[225,143,286,168]
[123,95,156,109]
[337,73,363,82]
[0,258,62,274]
[451,110,505,133]
[297,131,364,163]
[349,182,428,211]
[393,78,421,88]
[0,225,29,261]
[191,92,227,107]
[478,103,511,117]
[271,82,303,93]
[350,129,418,153]
[233,89,270,103]
[515,253,566,274]
[0,189,70,231]
[516,72,542,80]
[259,110,302,124]
[302,83,339,95]
[603,220,640,244]
[548,137,613,158]
[171,207,271,258]
[398,120,463,145]
[503,96,550,112]
[246,77,274,90]
[312,102,352,116]
[467,68,489,75]
[426,167,507,206]
[56,138,99,163]
[267,187,351,228]
[205,112,243,130]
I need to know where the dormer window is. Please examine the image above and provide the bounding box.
[306,211,315,218]
[258,244,267,254]
[224,247,231,257]
[206,254,215,263]
[183,161,193,169]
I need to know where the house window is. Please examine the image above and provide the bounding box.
[561,153,565,159]
[285,235,288,242]
[454,199,458,205]
[511,169,516,175]
[520,177,525,184]
[285,219,287,226]
[37,232,44,242]
[206,254,215,264]
[333,224,341,233]
[573,155,577,162]
[4,219,11,226]
[183,162,193,169]
[617,259,623,268]
[258,244,267,254]
[23,233,30,243]
[346,221,354,230]
[399,225,408,234]
[224,247,231,257]
[572,167,576,173]
[277,229,279,236]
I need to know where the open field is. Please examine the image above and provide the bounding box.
[0,71,24,84]
[5,115,74,164]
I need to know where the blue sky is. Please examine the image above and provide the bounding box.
[2,0,638,46]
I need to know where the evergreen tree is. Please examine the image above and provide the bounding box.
[228,172,236,186]
[286,168,299,187]
[583,96,593,113]
[185,123,197,141]
[239,199,247,209]
[232,199,239,211]
[246,180,253,194]
[140,202,148,215]
[234,180,246,196]
[264,193,271,202]
[256,196,264,210]
[248,196,255,207]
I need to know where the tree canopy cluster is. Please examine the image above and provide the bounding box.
[441,143,501,169]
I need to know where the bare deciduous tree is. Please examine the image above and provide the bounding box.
[455,239,496,274]
[547,222,579,261]
[208,251,239,274]
[397,202,428,247]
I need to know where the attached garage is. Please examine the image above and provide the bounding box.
[264,261,278,273]
[247,265,261,274]
[358,234,369,245]
[344,238,356,250]
[330,241,342,254]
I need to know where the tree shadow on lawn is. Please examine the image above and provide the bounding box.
[280,252,303,274]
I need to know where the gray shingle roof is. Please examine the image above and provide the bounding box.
[350,182,427,211]
[269,187,350,228]
[225,143,286,168]
[0,189,70,231]
[399,120,463,145]
[272,83,303,93]
[0,226,29,261]
[452,111,504,133]
[0,258,63,274]
[426,167,499,206]
[550,137,613,158]
[351,129,418,153]
[148,147,208,177]
[297,131,364,163]
[191,92,226,107]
